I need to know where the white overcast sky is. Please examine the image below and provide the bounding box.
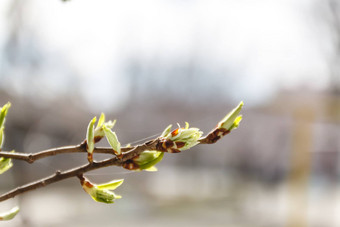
[0,0,331,110]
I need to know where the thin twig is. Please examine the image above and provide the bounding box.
[0,157,121,202]
[0,126,224,202]
[0,140,158,202]
[0,131,219,163]
[0,144,134,163]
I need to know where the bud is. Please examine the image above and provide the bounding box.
[158,123,203,153]
[0,151,14,174]
[0,206,19,221]
[86,113,118,161]
[0,102,11,149]
[0,102,11,129]
[201,102,243,144]
[103,125,121,156]
[86,117,96,162]
[217,101,243,131]
[80,176,123,203]
[94,113,116,141]
[0,127,4,149]
[123,150,164,171]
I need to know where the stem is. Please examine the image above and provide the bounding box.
[198,128,229,144]
[0,140,157,202]
[0,157,121,202]
[0,126,227,202]
[0,144,134,163]
[0,131,221,163]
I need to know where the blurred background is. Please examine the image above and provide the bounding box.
[0,0,340,226]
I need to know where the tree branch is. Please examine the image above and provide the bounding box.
[0,98,243,204]
[0,128,223,163]
[0,143,135,163]
[0,139,159,202]
[0,129,225,202]
[0,157,120,202]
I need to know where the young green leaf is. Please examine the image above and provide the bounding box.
[0,151,14,174]
[0,127,4,149]
[228,115,242,131]
[0,102,11,129]
[96,113,106,129]
[103,125,121,155]
[86,117,96,162]
[0,206,19,221]
[217,101,244,131]
[0,102,11,149]
[96,179,124,190]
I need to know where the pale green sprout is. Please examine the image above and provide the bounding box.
[0,127,4,149]
[81,177,124,203]
[86,114,118,161]
[94,113,116,139]
[160,124,172,137]
[0,103,13,174]
[133,151,164,171]
[103,125,121,155]
[0,151,14,175]
[0,102,11,149]
[162,122,203,151]
[86,117,96,162]
[0,206,19,221]
[0,102,11,129]
[97,113,106,129]
[217,101,244,131]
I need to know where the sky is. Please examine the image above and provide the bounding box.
[0,0,332,111]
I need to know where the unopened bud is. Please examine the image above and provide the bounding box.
[80,176,123,203]
[86,117,96,162]
[159,123,203,153]
[127,150,164,171]
[217,101,243,131]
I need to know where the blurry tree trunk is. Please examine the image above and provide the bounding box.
[286,107,313,227]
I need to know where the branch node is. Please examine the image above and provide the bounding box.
[55,170,61,176]
[27,154,34,164]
